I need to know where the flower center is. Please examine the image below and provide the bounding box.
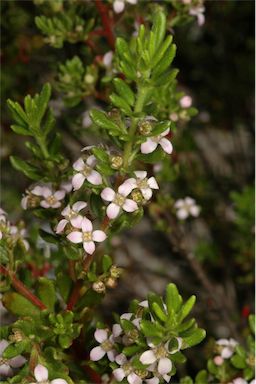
[126,329,139,342]
[83,231,92,242]
[67,210,77,220]
[82,165,92,177]
[46,195,57,205]
[123,363,133,376]
[134,369,148,379]
[101,340,113,352]
[154,345,168,359]
[113,193,125,207]
[136,178,148,189]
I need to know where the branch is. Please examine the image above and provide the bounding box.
[0,265,47,310]
[95,0,115,49]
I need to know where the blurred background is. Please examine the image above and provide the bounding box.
[1,0,255,378]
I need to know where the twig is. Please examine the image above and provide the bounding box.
[66,281,83,311]
[0,264,47,310]
[95,0,115,49]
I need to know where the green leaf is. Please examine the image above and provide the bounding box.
[10,156,41,180]
[37,83,52,123]
[231,354,246,369]
[123,345,143,356]
[177,295,196,322]
[2,292,41,318]
[92,147,109,162]
[195,370,208,384]
[10,124,31,136]
[166,283,182,314]
[113,78,135,107]
[183,328,206,348]
[151,11,167,54]
[109,93,132,116]
[249,314,255,334]
[39,230,59,244]
[2,340,29,359]
[152,302,167,322]
[152,44,177,78]
[90,193,105,220]
[90,109,122,134]
[37,277,56,311]
[151,121,172,136]
[140,320,164,338]
[102,255,112,273]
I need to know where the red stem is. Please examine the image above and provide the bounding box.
[66,281,82,311]
[95,0,115,49]
[0,265,47,310]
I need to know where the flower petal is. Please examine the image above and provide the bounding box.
[0,340,9,355]
[9,355,26,368]
[141,188,153,201]
[112,324,122,338]
[0,364,13,377]
[148,177,159,189]
[81,218,93,232]
[93,230,107,242]
[139,350,156,365]
[61,205,71,216]
[51,379,68,384]
[72,173,86,191]
[95,329,108,343]
[115,353,127,365]
[113,0,125,13]
[73,158,85,171]
[158,357,172,375]
[54,190,65,201]
[70,215,84,228]
[134,171,147,179]
[72,201,87,212]
[146,378,159,384]
[141,139,158,154]
[160,128,170,137]
[107,350,116,362]
[34,364,48,381]
[83,241,95,254]
[40,201,50,209]
[56,219,68,234]
[86,155,97,167]
[113,368,126,381]
[101,188,115,202]
[107,203,120,219]
[159,138,173,154]
[41,187,52,198]
[118,179,136,196]
[31,186,44,196]
[87,170,102,185]
[123,199,138,212]
[90,346,106,361]
[189,205,200,217]
[127,372,142,384]
[176,208,189,220]
[67,231,83,243]
[221,347,233,359]
[120,313,133,320]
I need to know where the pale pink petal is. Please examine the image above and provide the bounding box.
[56,219,69,234]
[134,171,147,179]
[107,203,120,219]
[95,329,108,343]
[141,188,153,201]
[103,51,113,67]
[146,378,159,384]
[147,177,159,189]
[51,201,62,208]
[0,340,9,355]
[197,13,205,26]
[34,364,48,381]
[92,230,107,242]
[232,379,248,384]
[115,353,127,365]
[0,364,13,377]
[31,186,44,196]
[160,128,170,138]
[107,350,116,362]
[9,355,26,368]
[221,347,233,359]
[61,205,71,216]
[123,199,138,212]
[139,300,148,307]
[113,0,125,13]
[67,231,83,243]
[87,170,102,185]
[112,324,122,338]
[118,179,136,196]
[41,187,52,198]
[127,0,137,4]
[158,358,172,375]
[81,217,93,232]
[83,241,95,254]
[176,208,189,220]
[90,346,106,361]
[132,318,141,328]
[113,368,125,381]
[140,350,156,365]
[190,205,200,217]
[72,173,86,191]
[180,95,192,108]
[70,215,83,228]
[51,379,68,384]
[60,180,72,193]
[174,199,184,208]
[72,201,87,212]
[185,197,195,205]
[86,155,97,167]
[54,190,65,201]
[121,313,133,320]
[0,232,2,240]
[141,139,158,154]
[101,188,115,202]
[22,239,30,251]
[159,138,173,154]
[127,372,142,384]
[73,158,85,171]
[216,339,229,346]
[40,201,50,209]
[21,196,28,209]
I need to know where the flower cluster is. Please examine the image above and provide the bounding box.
[29,364,67,384]
[174,197,200,220]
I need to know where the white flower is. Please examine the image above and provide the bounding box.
[67,217,106,254]
[180,95,192,108]
[29,364,67,384]
[72,156,102,190]
[189,6,205,26]
[55,201,87,234]
[0,339,26,377]
[141,129,173,155]
[103,51,113,67]
[9,226,29,251]
[31,185,65,209]
[174,197,200,220]
[139,339,181,376]
[90,329,116,362]
[82,111,92,128]
[113,0,137,14]
[216,338,238,359]
[119,171,159,201]
[101,186,138,219]
[113,354,142,384]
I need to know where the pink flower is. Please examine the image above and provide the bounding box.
[103,51,113,67]
[72,156,102,190]
[216,338,238,359]
[113,0,137,14]
[55,201,87,234]
[113,354,142,384]
[31,185,65,209]
[29,364,67,384]
[119,171,159,201]
[213,356,224,366]
[174,197,200,220]
[189,6,205,26]
[0,339,26,378]
[101,186,138,219]
[90,329,116,362]
[67,217,106,254]
[180,95,192,108]
[140,129,173,155]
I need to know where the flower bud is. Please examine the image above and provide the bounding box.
[105,277,117,289]
[213,356,224,366]
[110,265,122,278]
[9,329,24,343]
[138,120,153,136]
[110,155,123,170]
[92,281,106,294]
